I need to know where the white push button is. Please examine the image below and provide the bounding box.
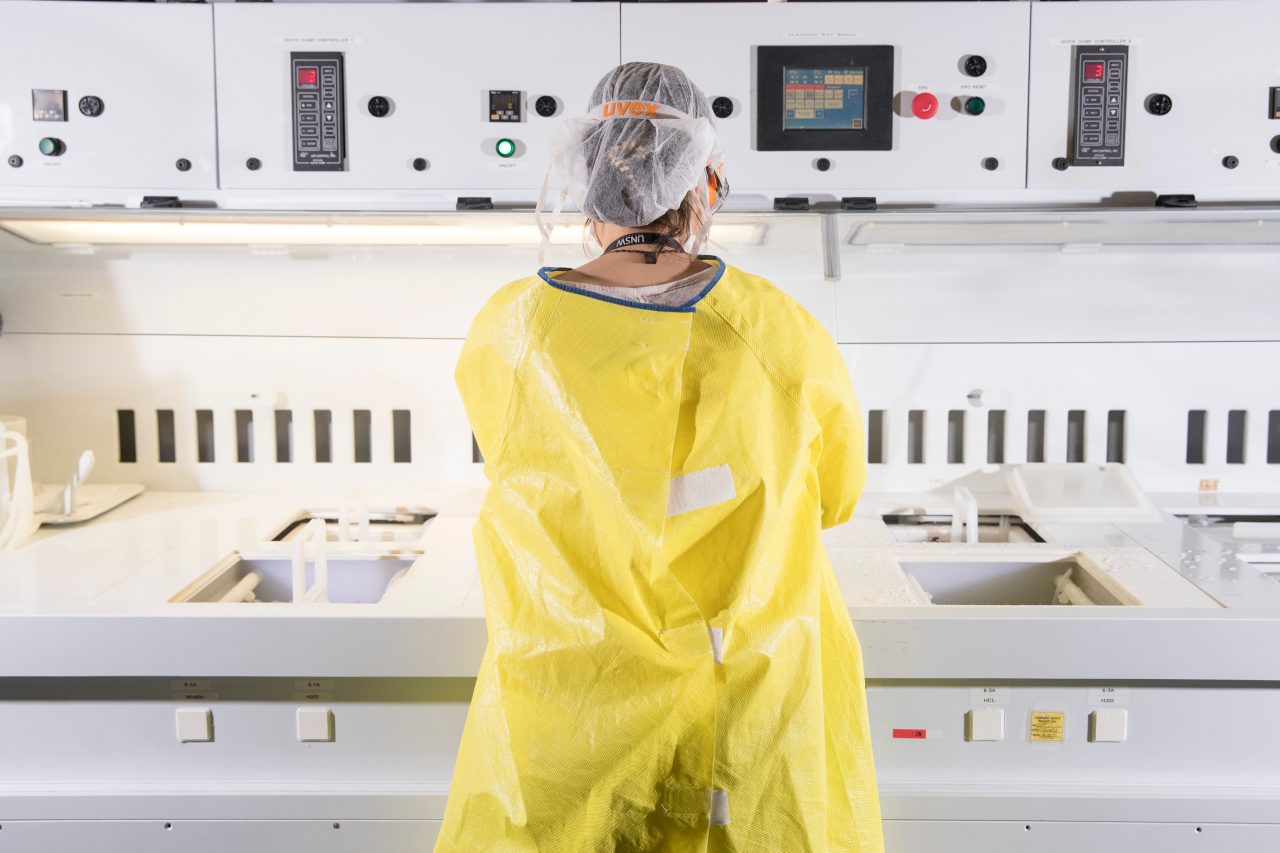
[175,708,212,743]
[1089,709,1128,743]
[965,708,1004,742]
[297,707,335,742]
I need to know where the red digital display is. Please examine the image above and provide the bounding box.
[297,67,318,87]
[1085,63,1105,80]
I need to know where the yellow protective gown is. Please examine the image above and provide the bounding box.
[438,259,883,853]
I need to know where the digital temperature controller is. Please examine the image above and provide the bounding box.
[1069,45,1129,167]
[290,51,347,172]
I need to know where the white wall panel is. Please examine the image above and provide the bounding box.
[849,341,1280,494]
[0,1,216,193]
[0,334,474,492]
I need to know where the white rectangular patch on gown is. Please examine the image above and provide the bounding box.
[666,464,735,517]
[709,789,730,826]
[708,627,724,663]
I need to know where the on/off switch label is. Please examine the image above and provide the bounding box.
[892,728,928,740]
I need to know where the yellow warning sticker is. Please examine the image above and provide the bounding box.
[1029,711,1065,742]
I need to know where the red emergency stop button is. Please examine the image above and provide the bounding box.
[911,92,939,119]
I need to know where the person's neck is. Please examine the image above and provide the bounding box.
[594,224,687,249]
[564,223,709,288]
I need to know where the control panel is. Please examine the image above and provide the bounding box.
[489,90,522,123]
[31,89,67,122]
[214,3,616,195]
[623,2,1032,194]
[0,1,216,193]
[1029,1,1280,195]
[8,1,1280,204]
[756,45,895,152]
[1069,45,1128,167]
[867,680,1280,802]
[291,52,346,172]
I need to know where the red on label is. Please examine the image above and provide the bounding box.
[892,728,927,740]
[1085,63,1105,79]
[297,67,318,87]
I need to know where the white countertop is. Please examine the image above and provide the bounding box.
[0,484,489,617]
[4,483,1277,616]
[6,484,1280,681]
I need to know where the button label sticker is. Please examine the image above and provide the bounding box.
[1088,686,1130,706]
[970,687,1011,706]
[1029,711,1065,742]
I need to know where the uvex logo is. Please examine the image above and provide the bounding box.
[603,101,661,117]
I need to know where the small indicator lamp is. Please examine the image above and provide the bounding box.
[38,137,65,157]
[964,97,987,116]
[495,138,517,159]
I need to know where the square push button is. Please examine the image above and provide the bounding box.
[176,708,212,743]
[965,708,1004,742]
[1089,709,1128,743]
[297,707,335,742]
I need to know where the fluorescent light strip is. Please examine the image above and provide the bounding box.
[0,218,763,248]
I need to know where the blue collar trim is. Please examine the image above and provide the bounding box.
[538,256,726,314]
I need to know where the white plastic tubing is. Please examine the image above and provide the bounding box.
[0,430,37,550]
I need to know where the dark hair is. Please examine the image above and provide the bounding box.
[585,192,698,254]
[644,194,697,241]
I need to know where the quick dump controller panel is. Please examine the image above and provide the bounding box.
[291,52,346,171]
[1069,45,1128,167]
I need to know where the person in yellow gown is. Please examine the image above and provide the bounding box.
[437,62,884,853]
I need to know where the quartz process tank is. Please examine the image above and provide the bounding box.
[1,1,1280,851]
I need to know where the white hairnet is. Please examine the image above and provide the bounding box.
[536,62,727,262]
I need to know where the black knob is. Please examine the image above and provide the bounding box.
[7,155,22,168]
[1146,93,1173,116]
[412,157,428,172]
[175,158,191,172]
[1052,157,1069,172]
[982,157,999,171]
[246,157,261,171]
[964,55,988,78]
[1223,155,1239,170]
[534,95,558,118]
[368,96,391,118]
[78,95,104,118]
[814,157,831,172]
[712,97,734,119]
[1272,136,1280,154]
